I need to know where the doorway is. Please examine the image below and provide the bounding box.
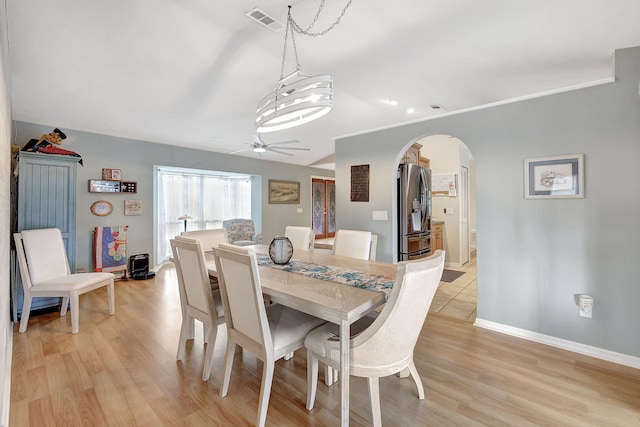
[311,178,336,240]
[417,135,477,322]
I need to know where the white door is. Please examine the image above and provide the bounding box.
[460,166,470,265]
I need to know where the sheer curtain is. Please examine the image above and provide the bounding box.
[156,167,252,262]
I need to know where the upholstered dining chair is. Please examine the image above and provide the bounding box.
[213,243,326,427]
[305,250,445,427]
[222,218,263,246]
[170,237,225,381]
[332,229,373,260]
[13,228,115,334]
[284,226,315,251]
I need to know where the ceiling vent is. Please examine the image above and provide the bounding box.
[428,104,445,111]
[245,8,285,32]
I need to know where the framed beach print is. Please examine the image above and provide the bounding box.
[524,154,584,199]
[269,180,300,204]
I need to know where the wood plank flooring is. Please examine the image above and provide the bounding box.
[10,266,640,426]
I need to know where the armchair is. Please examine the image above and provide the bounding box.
[222,219,263,246]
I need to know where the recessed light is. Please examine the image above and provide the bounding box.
[407,108,416,114]
[382,99,398,106]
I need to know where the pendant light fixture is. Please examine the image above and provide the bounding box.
[256,2,352,133]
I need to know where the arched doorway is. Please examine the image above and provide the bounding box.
[397,134,477,322]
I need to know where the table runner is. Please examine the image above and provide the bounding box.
[257,256,395,299]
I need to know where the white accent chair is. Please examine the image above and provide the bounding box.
[213,243,326,427]
[13,228,115,334]
[284,226,315,251]
[170,237,225,381]
[180,228,229,253]
[305,250,445,426]
[332,229,373,260]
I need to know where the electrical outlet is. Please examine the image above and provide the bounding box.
[579,295,593,318]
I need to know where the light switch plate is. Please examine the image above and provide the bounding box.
[372,210,388,221]
[296,207,303,213]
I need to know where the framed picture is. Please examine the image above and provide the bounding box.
[524,154,584,199]
[350,164,369,202]
[90,200,113,216]
[102,168,122,181]
[268,180,300,204]
[89,179,121,193]
[124,199,142,216]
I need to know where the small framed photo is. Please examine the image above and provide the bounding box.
[524,154,584,199]
[124,199,142,216]
[102,168,122,181]
[268,180,300,204]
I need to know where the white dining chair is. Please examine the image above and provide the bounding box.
[332,229,372,260]
[213,243,326,427]
[180,228,229,253]
[170,237,225,381]
[14,228,115,334]
[284,226,315,251]
[305,250,445,426]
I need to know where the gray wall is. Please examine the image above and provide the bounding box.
[14,122,334,269]
[336,46,640,358]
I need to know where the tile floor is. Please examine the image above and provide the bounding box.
[430,250,477,322]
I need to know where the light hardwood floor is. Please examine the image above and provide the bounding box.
[10,265,640,426]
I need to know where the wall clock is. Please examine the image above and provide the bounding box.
[91,200,113,216]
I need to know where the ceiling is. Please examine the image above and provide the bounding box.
[7,1,640,169]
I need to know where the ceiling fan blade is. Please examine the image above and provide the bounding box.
[267,147,294,156]
[269,139,301,146]
[229,147,252,154]
[272,146,311,151]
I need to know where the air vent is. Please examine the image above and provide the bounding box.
[428,104,445,111]
[245,8,285,32]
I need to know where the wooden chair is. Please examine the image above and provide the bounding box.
[14,228,115,334]
[284,226,315,251]
[213,243,326,427]
[305,250,445,426]
[170,237,225,381]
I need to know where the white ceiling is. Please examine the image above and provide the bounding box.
[7,1,640,169]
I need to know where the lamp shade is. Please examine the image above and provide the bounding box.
[256,74,333,133]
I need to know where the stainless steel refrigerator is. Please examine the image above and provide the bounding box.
[398,163,432,261]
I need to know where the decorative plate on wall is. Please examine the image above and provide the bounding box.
[91,200,113,216]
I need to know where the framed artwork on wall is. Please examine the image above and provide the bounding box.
[268,180,300,204]
[124,200,142,216]
[91,200,113,216]
[524,154,584,199]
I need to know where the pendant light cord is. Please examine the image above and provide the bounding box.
[278,1,353,81]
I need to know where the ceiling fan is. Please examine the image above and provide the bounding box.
[211,135,310,157]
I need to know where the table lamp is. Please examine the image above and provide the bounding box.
[177,215,193,232]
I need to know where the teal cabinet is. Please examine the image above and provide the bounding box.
[15,152,80,317]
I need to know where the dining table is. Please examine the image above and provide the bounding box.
[206,244,397,426]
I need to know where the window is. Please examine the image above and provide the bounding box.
[154,166,254,263]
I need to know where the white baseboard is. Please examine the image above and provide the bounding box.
[474,318,640,370]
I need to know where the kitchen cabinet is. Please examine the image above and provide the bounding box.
[431,221,444,251]
[401,143,422,165]
[14,152,80,319]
